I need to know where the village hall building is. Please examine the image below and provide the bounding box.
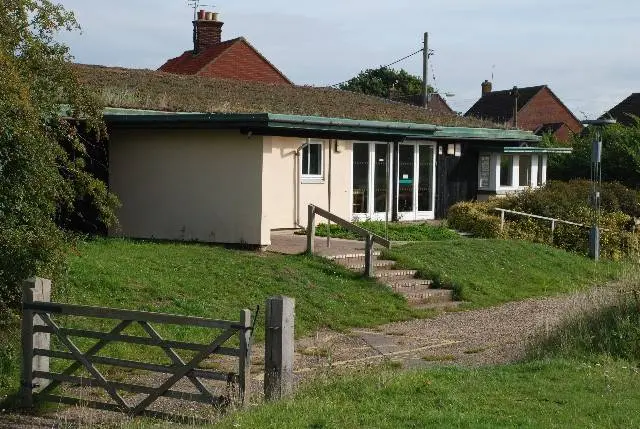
[74,64,568,247]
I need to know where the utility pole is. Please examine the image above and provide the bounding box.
[422,32,429,108]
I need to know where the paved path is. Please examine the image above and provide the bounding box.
[268,230,386,257]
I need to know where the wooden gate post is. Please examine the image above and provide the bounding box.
[264,296,295,401]
[21,277,51,407]
[238,309,252,405]
[364,234,374,278]
[307,205,316,254]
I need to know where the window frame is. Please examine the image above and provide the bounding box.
[300,140,324,183]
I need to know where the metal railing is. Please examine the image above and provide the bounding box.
[494,208,589,235]
[306,205,391,277]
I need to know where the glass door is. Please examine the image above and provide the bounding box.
[397,142,436,220]
[352,142,392,220]
[398,145,415,214]
[352,143,369,215]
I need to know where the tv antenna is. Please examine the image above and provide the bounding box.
[188,0,214,20]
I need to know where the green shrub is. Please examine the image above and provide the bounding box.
[446,202,501,238]
[447,180,640,259]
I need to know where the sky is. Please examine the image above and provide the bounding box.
[56,0,639,118]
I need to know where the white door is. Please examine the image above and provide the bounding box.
[397,142,436,220]
[351,142,393,221]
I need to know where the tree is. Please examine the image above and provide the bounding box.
[0,0,118,311]
[338,67,433,100]
[548,119,640,189]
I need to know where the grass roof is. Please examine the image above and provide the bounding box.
[73,64,505,129]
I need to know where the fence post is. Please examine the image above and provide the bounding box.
[264,296,295,401]
[237,309,252,406]
[307,205,316,254]
[551,220,556,243]
[21,277,51,408]
[364,234,374,278]
[500,210,505,233]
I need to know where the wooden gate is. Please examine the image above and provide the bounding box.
[21,278,253,420]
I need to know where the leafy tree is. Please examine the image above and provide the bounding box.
[549,119,640,189]
[339,67,433,100]
[0,0,118,311]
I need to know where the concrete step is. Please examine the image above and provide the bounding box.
[403,289,454,304]
[388,282,433,294]
[338,259,396,270]
[325,251,382,260]
[411,300,465,310]
[384,279,433,290]
[373,269,418,280]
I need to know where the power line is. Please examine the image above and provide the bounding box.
[329,47,425,88]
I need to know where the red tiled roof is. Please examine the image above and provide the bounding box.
[158,38,239,75]
[158,37,292,85]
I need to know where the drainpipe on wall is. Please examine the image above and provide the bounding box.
[327,139,333,248]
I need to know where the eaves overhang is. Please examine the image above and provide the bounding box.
[102,108,540,143]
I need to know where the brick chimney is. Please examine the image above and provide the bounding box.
[193,10,224,54]
[481,79,493,96]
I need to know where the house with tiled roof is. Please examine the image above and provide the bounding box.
[158,10,291,85]
[465,81,583,142]
[601,93,640,126]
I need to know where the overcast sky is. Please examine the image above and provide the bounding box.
[56,0,638,118]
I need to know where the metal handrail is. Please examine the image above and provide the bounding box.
[306,205,391,277]
[494,208,589,234]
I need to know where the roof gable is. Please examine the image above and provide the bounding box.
[602,93,640,126]
[158,38,292,85]
[159,38,239,75]
[465,85,544,123]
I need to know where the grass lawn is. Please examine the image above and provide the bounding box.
[58,238,425,340]
[311,221,459,241]
[216,358,640,429]
[385,239,624,308]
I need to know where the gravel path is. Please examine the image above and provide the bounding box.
[1,284,628,428]
[290,284,626,374]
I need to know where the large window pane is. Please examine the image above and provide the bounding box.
[374,144,389,213]
[398,145,414,212]
[352,143,369,214]
[537,155,544,186]
[500,155,513,187]
[418,145,434,212]
[519,155,532,186]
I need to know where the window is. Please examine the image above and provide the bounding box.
[479,155,491,189]
[301,141,323,180]
[537,155,544,186]
[519,155,532,187]
[500,155,513,187]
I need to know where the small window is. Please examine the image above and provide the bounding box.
[500,155,513,187]
[478,155,491,189]
[301,141,323,179]
[519,155,532,187]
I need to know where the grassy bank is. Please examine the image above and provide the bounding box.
[218,358,640,429]
[59,238,423,340]
[385,239,624,308]
[312,221,459,241]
